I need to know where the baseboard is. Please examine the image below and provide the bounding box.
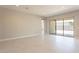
[0,33,41,42]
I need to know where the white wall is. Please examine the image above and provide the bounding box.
[0,7,42,40]
[0,9,4,39]
[47,10,79,39]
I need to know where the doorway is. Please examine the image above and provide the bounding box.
[49,19,74,37]
[41,20,44,34]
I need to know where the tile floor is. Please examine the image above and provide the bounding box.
[0,34,79,53]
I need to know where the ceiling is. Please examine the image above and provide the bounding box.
[0,5,79,17]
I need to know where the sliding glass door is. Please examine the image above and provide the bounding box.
[49,19,74,37]
[56,20,63,36]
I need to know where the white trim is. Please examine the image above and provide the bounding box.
[0,33,41,42]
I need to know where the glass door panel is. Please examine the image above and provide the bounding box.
[49,20,56,34]
[64,19,74,37]
[56,20,63,35]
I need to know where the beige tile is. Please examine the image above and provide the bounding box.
[0,35,79,53]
